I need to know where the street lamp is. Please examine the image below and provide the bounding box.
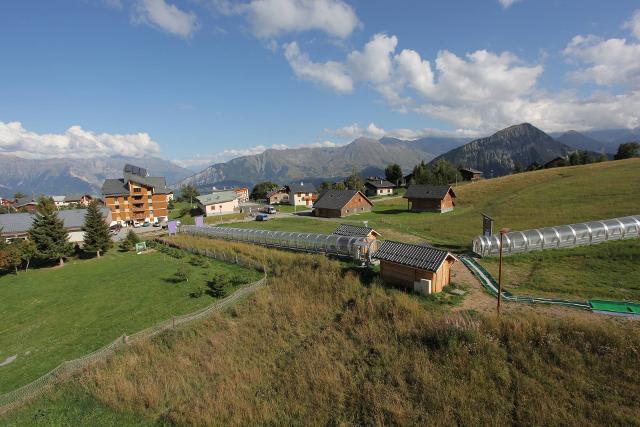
[497,227,510,315]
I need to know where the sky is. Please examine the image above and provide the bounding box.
[0,0,639,169]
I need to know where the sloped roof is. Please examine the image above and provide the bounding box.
[313,189,372,210]
[373,240,454,272]
[287,182,317,194]
[15,197,36,207]
[365,178,395,188]
[197,191,238,205]
[64,194,91,202]
[266,187,287,198]
[333,223,380,238]
[102,179,129,196]
[459,167,483,174]
[403,185,455,200]
[0,208,110,235]
[51,196,66,203]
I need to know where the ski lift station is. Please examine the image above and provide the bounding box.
[473,215,640,257]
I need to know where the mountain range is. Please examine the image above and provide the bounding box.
[1,124,637,198]
[0,155,191,199]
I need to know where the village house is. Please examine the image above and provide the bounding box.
[374,240,457,294]
[196,191,239,216]
[404,185,456,213]
[458,167,484,182]
[364,178,395,197]
[233,187,249,203]
[14,197,37,213]
[102,164,171,226]
[286,182,317,207]
[313,189,373,218]
[332,223,380,241]
[64,194,94,206]
[266,187,289,205]
[51,196,68,208]
[0,208,111,245]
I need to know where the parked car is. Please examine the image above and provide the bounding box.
[263,206,277,214]
[142,221,151,227]
[256,213,269,221]
[133,221,141,228]
[153,222,161,227]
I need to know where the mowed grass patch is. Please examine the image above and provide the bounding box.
[224,159,640,251]
[478,239,640,301]
[169,202,247,225]
[6,235,639,425]
[0,249,261,393]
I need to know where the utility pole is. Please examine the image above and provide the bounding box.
[497,227,510,315]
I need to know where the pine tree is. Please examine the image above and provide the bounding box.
[82,200,112,258]
[28,197,74,266]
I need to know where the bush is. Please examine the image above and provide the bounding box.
[173,265,190,283]
[207,274,228,297]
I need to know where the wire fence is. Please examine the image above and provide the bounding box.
[0,241,267,416]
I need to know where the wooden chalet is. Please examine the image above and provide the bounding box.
[458,167,484,182]
[313,189,373,218]
[404,185,456,213]
[374,240,456,294]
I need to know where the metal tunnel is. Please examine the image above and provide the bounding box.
[473,215,640,257]
[180,225,379,262]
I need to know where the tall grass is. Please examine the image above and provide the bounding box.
[69,236,640,425]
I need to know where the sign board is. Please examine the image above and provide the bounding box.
[194,215,204,227]
[481,213,494,237]
[135,242,147,254]
[167,220,178,235]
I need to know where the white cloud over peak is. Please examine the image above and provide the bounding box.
[624,9,640,40]
[214,0,360,39]
[0,121,160,159]
[132,0,199,38]
[330,122,478,140]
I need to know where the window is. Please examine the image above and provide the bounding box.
[133,188,141,193]
[149,210,154,216]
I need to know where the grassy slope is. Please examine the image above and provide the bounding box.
[0,250,260,393]
[226,159,640,250]
[5,237,638,425]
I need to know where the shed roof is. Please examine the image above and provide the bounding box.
[333,223,380,238]
[459,167,483,174]
[0,208,110,235]
[313,189,371,210]
[403,185,455,201]
[14,197,36,207]
[196,191,238,205]
[365,178,395,188]
[287,182,317,194]
[51,196,66,203]
[373,240,454,272]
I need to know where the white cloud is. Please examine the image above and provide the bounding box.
[104,0,123,9]
[132,0,199,38]
[346,34,397,83]
[564,35,640,88]
[624,9,640,40]
[329,122,479,140]
[0,121,160,159]
[499,0,521,8]
[214,0,359,39]
[283,42,353,93]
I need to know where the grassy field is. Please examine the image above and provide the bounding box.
[5,236,639,425]
[268,204,312,213]
[169,201,248,225]
[223,159,640,250]
[0,249,261,394]
[479,239,640,301]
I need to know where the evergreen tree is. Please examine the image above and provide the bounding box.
[28,197,74,266]
[83,200,112,258]
[384,164,403,186]
[614,142,640,160]
[179,184,200,203]
[344,168,365,192]
[5,244,22,274]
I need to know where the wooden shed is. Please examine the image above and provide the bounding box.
[332,223,380,241]
[403,185,456,213]
[374,241,456,294]
[313,189,373,218]
[459,167,484,182]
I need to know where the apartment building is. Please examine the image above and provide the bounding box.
[101,164,172,226]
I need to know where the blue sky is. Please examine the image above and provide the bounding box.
[1,0,639,169]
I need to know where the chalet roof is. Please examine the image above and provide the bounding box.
[102,179,129,196]
[373,240,454,272]
[14,197,36,207]
[365,178,395,188]
[102,175,172,196]
[333,223,380,238]
[196,191,238,205]
[123,164,148,177]
[64,194,91,202]
[266,187,286,198]
[403,185,455,201]
[287,182,317,194]
[314,189,371,210]
[459,167,483,174]
[0,208,110,235]
[51,196,66,203]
